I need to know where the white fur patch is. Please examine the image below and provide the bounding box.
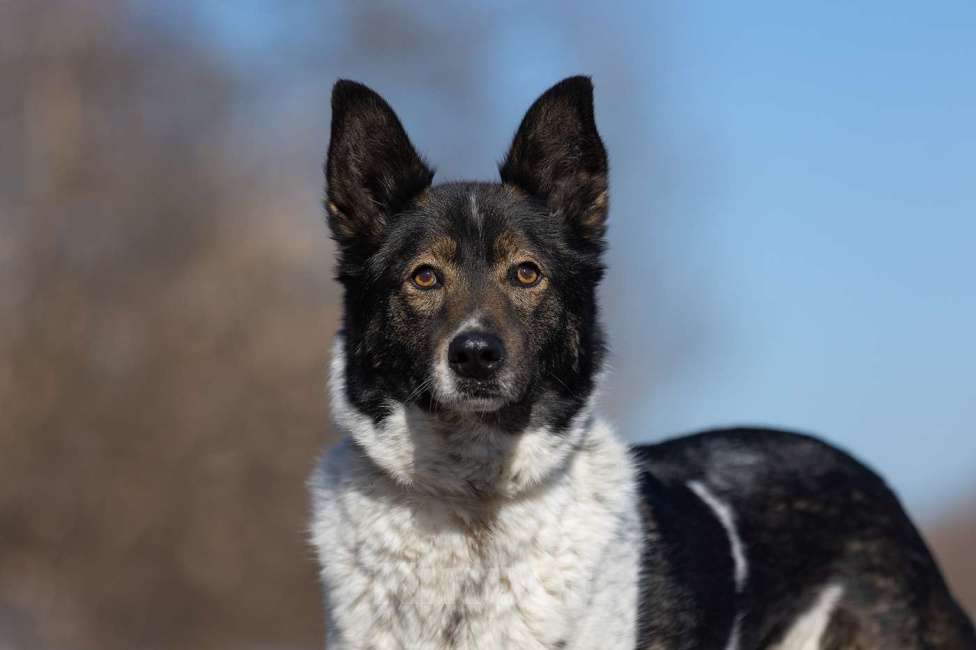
[311,336,642,648]
[687,480,748,650]
[328,335,601,497]
[469,192,481,229]
[687,480,748,591]
[770,584,845,650]
[725,614,743,650]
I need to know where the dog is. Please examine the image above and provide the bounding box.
[308,76,975,649]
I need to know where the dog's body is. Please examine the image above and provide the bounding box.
[309,77,975,649]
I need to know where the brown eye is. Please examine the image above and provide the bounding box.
[514,262,542,287]
[411,266,439,289]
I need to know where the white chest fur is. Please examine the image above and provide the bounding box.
[309,418,642,650]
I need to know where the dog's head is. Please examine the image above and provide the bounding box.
[324,77,611,495]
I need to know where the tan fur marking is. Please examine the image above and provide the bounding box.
[593,190,608,209]
[430,234,458,260]
[401,237,459,315]
[491,230,549,312]
[502,184,528,198]
[414,189,432,207]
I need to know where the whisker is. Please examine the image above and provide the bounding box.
[547,372,580,400]
[404,377,434,403]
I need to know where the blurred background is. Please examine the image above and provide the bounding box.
[1,1,973,648]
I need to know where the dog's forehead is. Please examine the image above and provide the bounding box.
[429,183,514,221]
[377,182,559,273]
[421,183,542,251]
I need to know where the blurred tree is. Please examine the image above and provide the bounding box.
[1,2,336,648]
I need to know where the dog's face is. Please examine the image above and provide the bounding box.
[361,183,592,417]
[324,77,610,490]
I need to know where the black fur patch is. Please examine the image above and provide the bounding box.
[325,80,434,271]
[500,76,609,252]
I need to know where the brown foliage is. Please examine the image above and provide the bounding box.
[1,3,336,648]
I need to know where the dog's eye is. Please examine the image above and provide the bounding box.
[514,262,542,287]
[411,266,440,289]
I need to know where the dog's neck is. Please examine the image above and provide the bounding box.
[309,394,643,649]
[328,335,603,499]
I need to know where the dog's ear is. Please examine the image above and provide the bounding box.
[325,80,434,251]
[500,76,609,248]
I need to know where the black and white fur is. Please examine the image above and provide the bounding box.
[309,77,975,649]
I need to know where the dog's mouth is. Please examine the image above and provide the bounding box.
[436,380,509,413]
[420,372,515,414]
[445,395,507,413]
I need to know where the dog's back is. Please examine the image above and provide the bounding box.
[632,428,976,649]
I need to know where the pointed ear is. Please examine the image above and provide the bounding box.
[500,76,609,247]
[325,80,434,249]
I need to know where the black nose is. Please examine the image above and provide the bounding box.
[447,331,505,380]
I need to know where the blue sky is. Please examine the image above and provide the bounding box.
[181,1,975,519]
[611,2,976,518]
